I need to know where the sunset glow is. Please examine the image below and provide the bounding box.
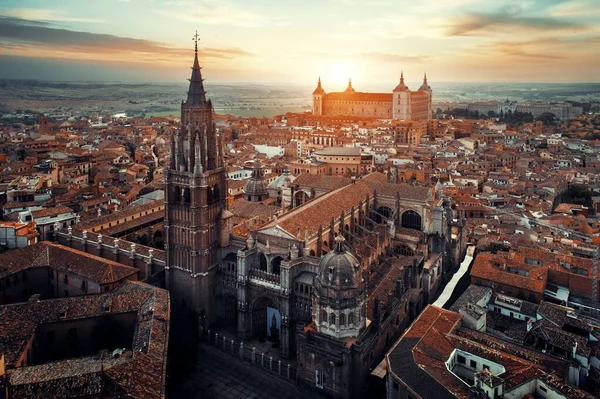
[0,0,598,83]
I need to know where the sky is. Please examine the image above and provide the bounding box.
[0,0,599,86]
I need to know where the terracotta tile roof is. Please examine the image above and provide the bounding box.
[323,92,392,102]
[293,173,352,191]
[470,252,547,295]
[268,179,374,239]
[1,280,169,398]
[229,201,280,220]
[387,305,593,399]
[0,242,139,284]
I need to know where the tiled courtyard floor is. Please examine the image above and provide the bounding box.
[170,343,314,399]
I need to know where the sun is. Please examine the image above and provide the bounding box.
[324,61,359,88]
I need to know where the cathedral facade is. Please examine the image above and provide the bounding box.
[312,73,432,120]
[165,42,450,398]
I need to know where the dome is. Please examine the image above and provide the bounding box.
[244,159,269,202]
[317,235,361,290]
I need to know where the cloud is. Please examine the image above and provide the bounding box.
[0,16,252,64]
[445,7,587,36]
[156,3,288,28]
[360,52,432,64]
[549,0,600,17]
[2,8,108,24]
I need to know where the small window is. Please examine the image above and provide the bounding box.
[470,360,477,368]
[315,370,324,389]
[539,385,547,393]
[64,289,69,297]
[457,355,466,364]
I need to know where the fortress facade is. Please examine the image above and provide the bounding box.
[312,73,432,120]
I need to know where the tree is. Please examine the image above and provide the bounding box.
[536,112,557,126]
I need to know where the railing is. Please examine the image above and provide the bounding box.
[201,327,297,382]
[248,268,281,285]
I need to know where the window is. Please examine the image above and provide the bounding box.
[330,313,336,326]
[457,355,466,364]
[64,290,69,297]
[470,360,477,368]
[349,313,354,325]
[340,314,345,327]
[483,364,489,370]
[64,274,68,284]
[539,386,547,393]
[81,280,86,290]
[315,369,324,388]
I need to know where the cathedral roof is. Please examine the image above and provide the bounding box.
[186,46,207,105]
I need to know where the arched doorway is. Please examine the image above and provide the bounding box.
[401,210,422,231]
[271,256,283,275]
[259,253,268,271]
[252,297,280,342]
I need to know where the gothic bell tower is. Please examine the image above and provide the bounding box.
[165,32,227,325]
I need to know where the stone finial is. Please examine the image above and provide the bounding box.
[148,248,154,258]
[130,243,136,253]
[75,214,81,224]
[291,243,299,260]
[97,208,102,218]
[113,237,120,247]
[97,234,103,243]
[246,234,256,249]
[82,230,87,239]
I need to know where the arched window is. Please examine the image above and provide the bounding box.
[321,310,327,324]
[271,256,283,275]
[348,313,354,325]
[173,186,181,202]
[401,210,422,231]
[183,188,191,203]
[339,313,345,327]
[213,184,220,201]
[259,253,268,271]
[329,313,336,326]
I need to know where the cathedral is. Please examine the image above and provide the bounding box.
[312,73,432,120]
[165,40,451,398]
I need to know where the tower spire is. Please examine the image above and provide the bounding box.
[186,30,206,105]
